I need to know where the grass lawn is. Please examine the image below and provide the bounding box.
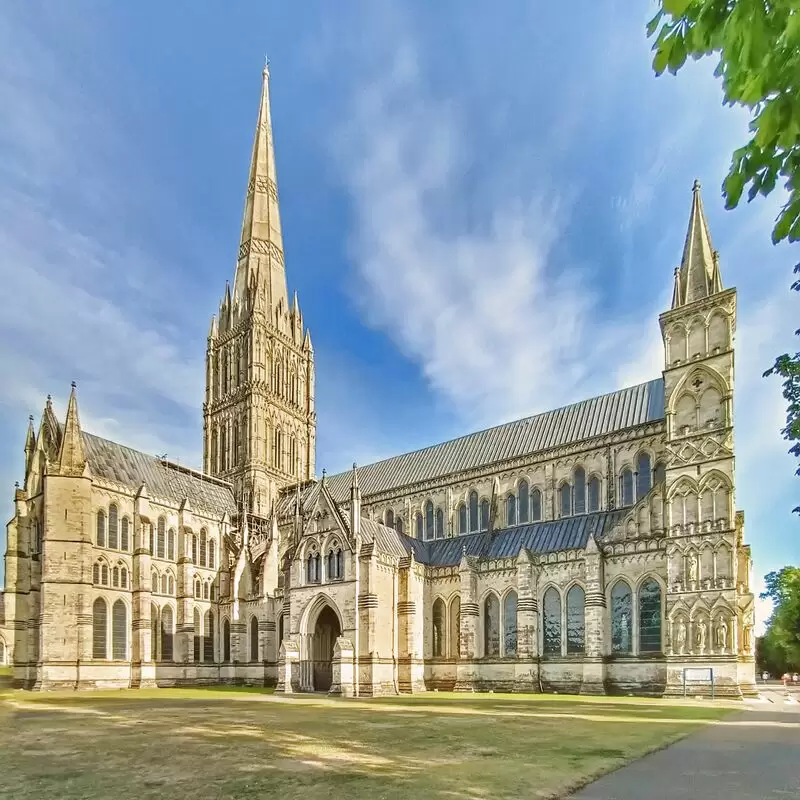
[0,687,733,799]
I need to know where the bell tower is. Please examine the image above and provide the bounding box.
[203,63,316,520]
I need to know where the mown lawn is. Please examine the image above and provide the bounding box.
[0,688,733,799]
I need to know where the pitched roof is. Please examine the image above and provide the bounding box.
[79,430,237,517]
[418,509,626,566]
[321,379,664,500]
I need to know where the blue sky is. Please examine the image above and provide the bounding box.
[1,1,797,628]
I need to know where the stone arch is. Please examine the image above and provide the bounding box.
[299,592,344,637]
[707,309,729,353]
[687,315,706,359]
[668,322,688,365]
[432,596,446,657]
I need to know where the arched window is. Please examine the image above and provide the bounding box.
[167,528,176,560]
[638,579,662,652]
[449,596,461,659]
[108,504,119,549]
[93,562,100,584]
[435,508,444,539]
[636,452,652,500]
[208,538,216,570]
[425,501,434,541]
[559,483,571,517]
[458,503,467,534]
[620,468,634,506]
[250,616,259,661]
[385,509,394,528]
[543,588,561,655]
[506,494,516,526]
[587,476,601,512]
[151,603,159,660]
[194,578,201,599]
[161,574,168,595]
[191,534,198,564]
[92,598,107,659]
[307,550,321,583]
[101,563,109,586]
[112,600,127,660]
[531,488,542,521]
[223,618,231,661]
[573,467,586,515]
[469,490,479,532]
[415,513,424,540]
[611,581,633,654]
[120,567,128,589]
[204,581,211,600]
[157,517,166,559]
[432,599,445,657]
[566,586,585,654]
[112,566,120,588]
[97,510,106,547]
[204,612,214,662]
[168,574,175,595]
[484,594,500,657]
[161,606,174,661]
[504,591,518,655]
[148,525,154,554]
[327,543,343,580]
[199,528,208,568]
[654,461,666,485]
[152,570,159,593]
[518,480,529,523]
[193,608,202,661]
[480,499,490,531]
[278,614,285,648]
[120,518,130,551]
[396,517,404,535]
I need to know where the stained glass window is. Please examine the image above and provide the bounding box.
[531,488,542,521]
[518,480,529,523]
[385,509,394,528]
[638,579,662,652]
[112,599,127,660]
[161,606,174,661]
[458,503,467,534]
[120,517,130,551]
[654,461,666,485]
[415,513,424,540]
[611,581,632,654]
[506,495,516,526]
[223,618,231,661]
[469,491,479,532]
[396,518,404,535]
[566,585,585,653]
[432,599,445,657]
[636,452,652,500]
[250,616,259,661]
[484,594,500,656]
[480,499,490,531]
[543,587,561,654]
[425,501,434,541]
[96,510,106,548]
[588,476,601,512]
[435,508,444,539]
[573,467,586,514]
[504,591,518,655]
[194,608,202,662]
[151,604,159,660]
[108,504,119,549]
[559,483,571,517]
[204,612,214,662]
[92,598,107,659]
[157,517,166,559]
[621,469,634,506]
[167,528,176,561]
[199,528,208,567]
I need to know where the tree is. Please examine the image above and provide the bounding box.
[648,2,800,496]
[759,566,800,671]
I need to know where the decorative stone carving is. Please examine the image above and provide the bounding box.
[676,618,687,655]
[696,619,707,654]
[715,618,728,652]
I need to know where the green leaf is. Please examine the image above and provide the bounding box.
[773,208,794,243]
[663,0,692,16]
[653,43,671,75]
[668,34,688,74]
[723,170,746,208]
[646,10,663,38]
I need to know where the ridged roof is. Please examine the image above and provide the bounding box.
[81,431,238,517]
[321,379,664,500]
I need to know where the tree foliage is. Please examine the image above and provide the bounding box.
[759,566,800,671]
[648,0,800,245]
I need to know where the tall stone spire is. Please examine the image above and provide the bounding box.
[672,180,720,308]
[57,382,86,477]
[233,61,287,315]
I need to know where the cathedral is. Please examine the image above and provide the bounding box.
[0,65,757,697]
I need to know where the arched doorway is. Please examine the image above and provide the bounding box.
[311,605,341,692]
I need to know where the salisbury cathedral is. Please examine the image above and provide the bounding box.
[0,65,757,697]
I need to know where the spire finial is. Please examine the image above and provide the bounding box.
[71,380,76,389]
[263,53,270,76]
[692,178,701,193]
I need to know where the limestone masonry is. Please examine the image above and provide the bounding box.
[0,66,756,696]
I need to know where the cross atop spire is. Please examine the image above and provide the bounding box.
[672,179,721,308]
[232,63,287,314]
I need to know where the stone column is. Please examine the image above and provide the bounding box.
[396,554,425,693]
[514,549,540,692]
[357,541,378,695]
[581,534,607,694]
[176,508,195,666]
[276,638,300,693]
[330,636,355,696]
[131,490,156,688]
[454,551,478,691]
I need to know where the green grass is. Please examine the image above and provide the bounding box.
[0,666,12,677]
[1,688,733,799]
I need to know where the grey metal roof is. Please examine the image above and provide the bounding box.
[80,431,238,517]
[322,379,664,500]
[360,518,419,559]
[418,509,627,567]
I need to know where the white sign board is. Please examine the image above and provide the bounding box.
[684,667,713,682]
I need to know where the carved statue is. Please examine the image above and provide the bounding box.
[688,553,698,583]
[715,618,728,651]
[676,618,687,655]
[696,619,707,652]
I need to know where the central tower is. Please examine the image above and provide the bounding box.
[203,64,316,519]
